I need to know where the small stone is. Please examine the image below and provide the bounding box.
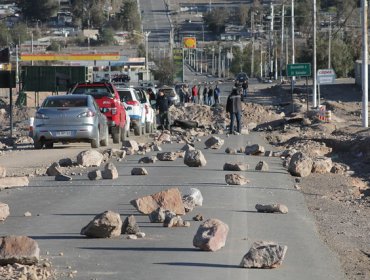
[131,167,148,176]
[255,161,269,171]
[136,232,146,238]
[138,156,157,164]
[255,204,289,214]
[101,163,119,179]
[225,174,250,185]
[127,234,138,240]
[59,252,64,256]
[55,174,72,181]
[225,147,237,154]
[87,170,102,180]
[223,162,249,171]
[24,211,32,217]
[193,214,204,221]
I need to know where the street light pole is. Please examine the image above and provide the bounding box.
[145,31,151,81]
[362,0,368,128]
[313,0,317,108]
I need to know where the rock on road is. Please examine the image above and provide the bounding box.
[0,132,345,280]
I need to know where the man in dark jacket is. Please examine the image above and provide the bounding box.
[156,90,171,130]
[226,87,243,134]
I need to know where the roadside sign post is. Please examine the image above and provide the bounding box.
[317,69,336,107]
[287,63,312,113]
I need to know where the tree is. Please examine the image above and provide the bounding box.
[0,23,10,48]
[9,23,29,44]
[204,7,228,34]
[237,5,249,26]
[116,0,141,32]
[99,28,116,45]
[17,0,58,22]
[153,58,175,85]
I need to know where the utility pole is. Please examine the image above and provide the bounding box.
[251,11,255,78]
[280,4,285,82]
[328,15,332,69]
[145,31,151,81]
[362,0,368,127]
[269,2,274,78]
[291,0,295,92]
[218,45,221,78]
[212,46,215,76]
[313,0,317,108]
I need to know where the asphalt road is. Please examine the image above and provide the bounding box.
[0,131,345,280]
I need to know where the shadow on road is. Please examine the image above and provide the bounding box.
[154,262,240,269]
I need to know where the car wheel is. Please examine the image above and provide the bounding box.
[134,123,142,136]
[45,142,54,149]
[91,131,100,148]
[112,126,120,143]
[34,139,43,149]
[100,127,109,146]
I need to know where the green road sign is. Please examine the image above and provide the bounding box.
[287,63,311,77]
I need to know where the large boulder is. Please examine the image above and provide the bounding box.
[88,170,102,180]
[46,162,62,176]
[288,152,313,177]
[193,219,229,252]
[58,158,73,167]
[157,152,178,161]
[77,150,104,167]
[255,161,269,171]
[80,210,122,238]
[312,156,333,174]
[0,177,29,190]
[205,136,224,149]
[182,188,203,207]
[240,241,288,268]
[0,202,10,221]
[101,163,119,179]
[184,150,207,167]
[255,204,288,214]
[131,167,148,176]
[122,140,139,152]
[223,162,249,171]
[138,156,157,164]
[0,236,40,265]
[245,144,265,155]
[122,215,141,234]
[225,174,249,185]
[130,188,185,215]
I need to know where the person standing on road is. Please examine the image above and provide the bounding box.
[214,85,220,105]
[179,85,185,104]
[156,90,171,130]
[202,85,208,105]
[242,80,248,98]
[226,87,243,134]
[183,84,190,103]
[207,85,214,106]
[191,84,198,104]
[197,83,203,104]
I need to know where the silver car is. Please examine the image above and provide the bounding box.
[33,95,109,149]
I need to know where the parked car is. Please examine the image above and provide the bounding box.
[68,82,128,143]
[157,86,179,105]
[32,95,109,149]
[116,86,145,136]
[134,87,156,133]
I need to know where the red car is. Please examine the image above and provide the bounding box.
[69,82,128,143]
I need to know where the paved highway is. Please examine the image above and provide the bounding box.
[0,130,345,280]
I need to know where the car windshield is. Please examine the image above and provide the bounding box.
[43,97,87,108]
[161,88,176,97]
[73,86,113,98]
[118,90,134,102]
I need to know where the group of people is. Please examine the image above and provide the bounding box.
[178,83,221,106]
[154,79,249,135]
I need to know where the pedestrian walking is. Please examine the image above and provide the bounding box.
[191,84,198,104]
[156,90,172,130]
[242,80,248,98]
[214,85,220,105]
[226,87,243,134]
[203,85,208,105]
[207,85,214,106]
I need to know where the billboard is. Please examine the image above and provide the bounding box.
[20,53,120,61]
